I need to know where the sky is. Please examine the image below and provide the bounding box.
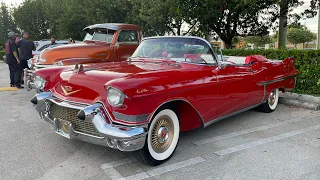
[2,0,319,33]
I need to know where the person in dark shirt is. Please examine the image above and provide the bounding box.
[50,35,57,45]
[5,31,23,89]
[17,32,36,84]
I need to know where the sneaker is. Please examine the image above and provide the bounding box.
[10,84,14,87]
[16,85,24,89]
[21,80,24,85]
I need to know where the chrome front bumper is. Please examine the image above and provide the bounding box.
[32,92,147,151]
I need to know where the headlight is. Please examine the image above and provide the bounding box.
[107,87,125,107]
[34,76,46,90]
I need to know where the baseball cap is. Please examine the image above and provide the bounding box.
[8,31,18,37]
[23,32,29,35]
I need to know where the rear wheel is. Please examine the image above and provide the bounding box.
[138,109,180,166]
[260,88,279,113]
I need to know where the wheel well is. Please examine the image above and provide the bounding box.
[152,100,203,132]
[279,87,285,93]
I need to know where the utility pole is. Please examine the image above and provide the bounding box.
[317,3,320,49]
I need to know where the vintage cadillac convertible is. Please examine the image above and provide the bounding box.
[31,36,298,165]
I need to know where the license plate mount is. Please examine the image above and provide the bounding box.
[55,119,72,139]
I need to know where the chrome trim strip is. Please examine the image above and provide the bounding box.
[149,98,205,127]
[50,95,89,109]
[204,103,261,128]
[257,75,295,86]
[113,112,150,123]
[34,64,54,69]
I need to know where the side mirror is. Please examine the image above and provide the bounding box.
[218,61,227,70]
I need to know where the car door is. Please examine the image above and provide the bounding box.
[214,64,253,118]
[114,30,139,61]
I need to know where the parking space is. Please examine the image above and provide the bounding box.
[0,61,320,180]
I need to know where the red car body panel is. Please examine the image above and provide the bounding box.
[35,50,298,132]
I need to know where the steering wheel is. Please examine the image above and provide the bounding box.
[196,57,208,64]
[184,54,208,64]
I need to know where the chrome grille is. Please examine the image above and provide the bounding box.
[50,103,101,136]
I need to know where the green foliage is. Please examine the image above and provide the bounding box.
[0,3,18,46]
[180,0,277,48]
[0,51,5,60]
[287,28,317,48]
[222,49,320,95]
[244,36,273,48]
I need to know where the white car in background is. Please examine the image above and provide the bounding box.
[32,40,69,57]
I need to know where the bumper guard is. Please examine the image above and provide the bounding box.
[32,92,147,151]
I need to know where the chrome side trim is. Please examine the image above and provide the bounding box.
[149,98,205,127]
[204,103,261,128]
[257,75,295,86]
[113,112,150,123]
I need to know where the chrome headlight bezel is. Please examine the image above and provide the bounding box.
[34,76,46,90]
[107,87,126,107]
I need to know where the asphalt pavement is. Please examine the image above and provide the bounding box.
[0,61,320,180]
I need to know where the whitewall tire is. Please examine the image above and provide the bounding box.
[138,109,180,166]
[260,88,279,113]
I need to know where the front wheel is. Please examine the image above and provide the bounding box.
[138,109,180,166]
[260,88,279,113]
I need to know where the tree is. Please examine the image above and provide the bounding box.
[287,28,316,48]
[0,3,17,46]
[181,0,277,49]
[245,36,274,48]
[274,0,318,49]
[13,0,51,40]
[128,0,198,37]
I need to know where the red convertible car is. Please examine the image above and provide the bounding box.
[31,36,298,165]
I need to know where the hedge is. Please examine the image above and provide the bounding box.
[222,49,320,96]
[0,51,4,61]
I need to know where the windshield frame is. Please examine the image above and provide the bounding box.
[130,36,218,65]
[83,28,116,43]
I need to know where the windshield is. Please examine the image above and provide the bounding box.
[83,28,116,43]
[131,37,217,64]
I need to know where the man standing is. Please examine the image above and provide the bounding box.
[17,32,36,84]
[5,32,23,89]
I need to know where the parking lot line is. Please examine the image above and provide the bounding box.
[119,157,206,180]
[215,124,320,156]
[0,87,19,91]
[193,115,320,146]
[101,157,136,169]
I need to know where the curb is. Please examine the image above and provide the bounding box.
[279,92,320,111]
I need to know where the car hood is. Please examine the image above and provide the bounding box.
[37,41,110,65]
[51,60,187,103]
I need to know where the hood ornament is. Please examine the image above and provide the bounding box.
[73,64,84,73]
[61,85,81,96]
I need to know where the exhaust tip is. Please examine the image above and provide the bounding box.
[77,110,86,120]
[31,96,38,105]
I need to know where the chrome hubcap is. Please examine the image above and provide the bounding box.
[268,90,277,106]
[151,116,174,153]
